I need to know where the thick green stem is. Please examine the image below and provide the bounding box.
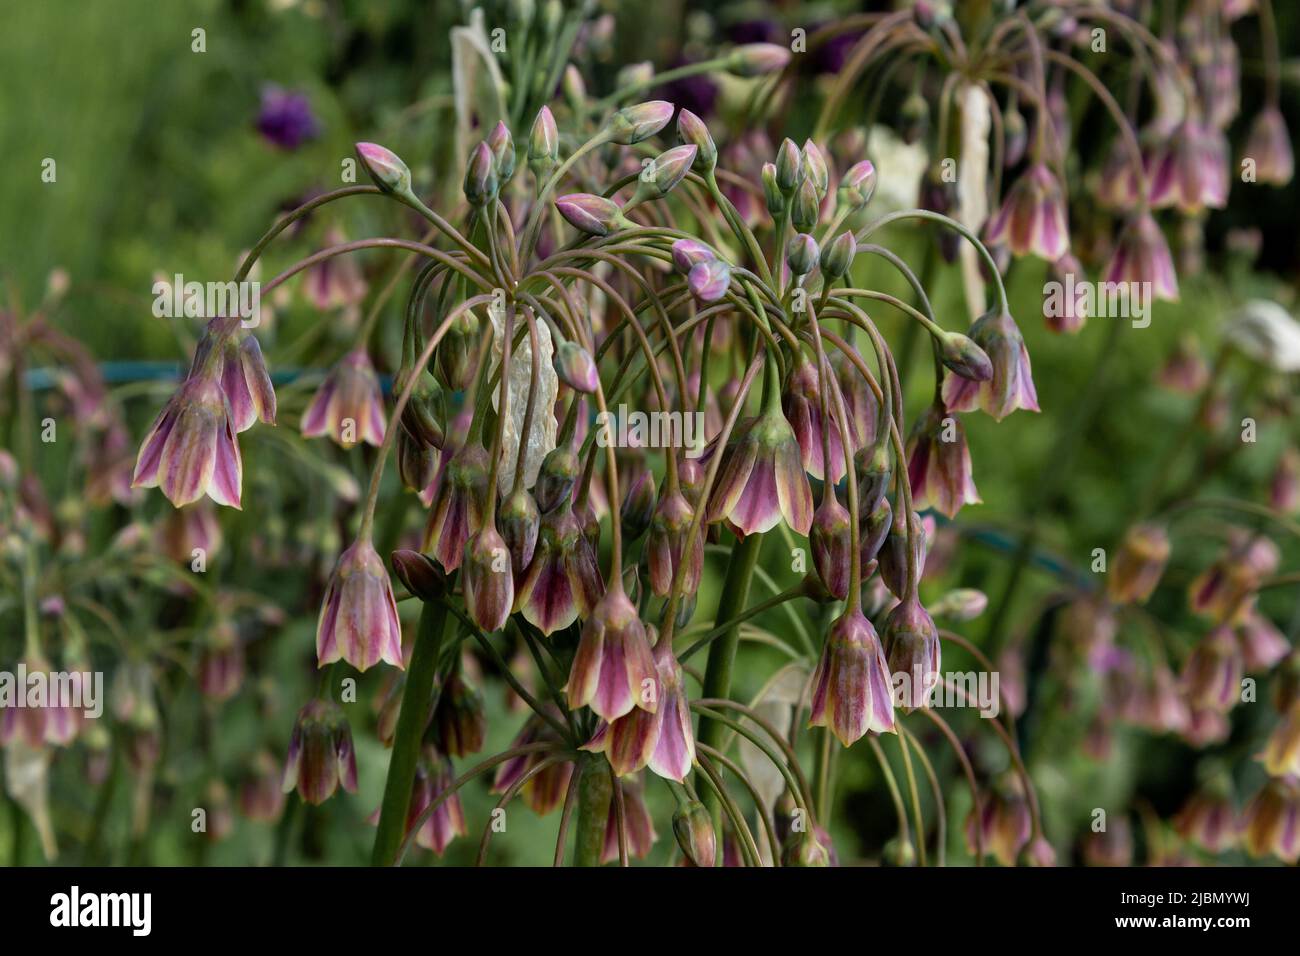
[573,754,613,867]
[370,599,449,866]
[694,531,764,829]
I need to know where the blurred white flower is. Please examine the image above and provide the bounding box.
[1225,300,1300,372]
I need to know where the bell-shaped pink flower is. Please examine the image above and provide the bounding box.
[1173,780,1237,854]
[906,404,980,518]
[423,441,489,572]
[220,334,276,433]
[281,699,357,805]
[706,411,813,537]
[783,359,851,483]
[1107,522,1169,605]
[984,163,1069,261]
[645,486,703,599]
[1236,610,1289,672]
[1147,119,1229,214]
[1241,777,1300,863]
[809,607,895,746]
[1104,213,1179,303]
[316,536,403,671]
[942,309,1039,422]
[405,746,468,856]
[965,774,1032,866]
[302,349,386,447]
[516,503,603,633]
[492,710,574,815]
[883,595,941,711]
[132,369,243,508]
[462,524,514,633]
[600,776,658,863]
[566,588,656,720]
[305,228,368,311]
[809,489,853,601]
[1180,626,1244,713]
[585,639,696,782]
[1244,106,1294,186]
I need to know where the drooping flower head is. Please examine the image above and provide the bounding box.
[316,536,403,672]
[941,309,1038,422]
[302,349,386,448]
[706,410,813,537]
[1104,213,1179,303]
[132,367,243,509]
[566,587,656,720]
[984,163,1069,261]
[281,699,357,805]
[906,403,980,519]
[808,606,895,746]
[883,595,941,711]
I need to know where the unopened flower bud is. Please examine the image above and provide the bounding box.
[464,141,498,207]
[761,163,783,215]
[688,259,731,303]
[620,469,657,542]
[355,142,412,196]
[785,233,819,277]
[775,138,804,194]
[728,43,792,77]
[791,178,820,231]
[677,109,717,172]
[821,231,856,278]
[838,159,877,209]
[500,489,541,577]
[673,801,717,867]
[940,331,994,382]
[554,341,599,394]
[528,105,560,177]
[802,140,829,200]
[930,588,988,621]
[535,444,580,513]
[635,144,697,201]
[487,121,516,183]
[391,549,447,602]
[607,100,674,145]
[556,193,628,236]
[463,525,514,632]
[671,238,715,274]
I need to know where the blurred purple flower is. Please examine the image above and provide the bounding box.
[256,85,320,151]
[658,58,718,119]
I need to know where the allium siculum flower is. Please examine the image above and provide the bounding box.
[403,746,468,856]
[431,670,487,758]
[1180,626,1244,714]
[301,349,387,448]
[423,441,490,572]
[197,621,245,702]
[316,536,403,672]
[281,699,357,805]
[1134,663,1191,735]
[1104,213,1179,303]
[1241,777,1300,863]
[879,506,929,600]
[941,309,1039,422]
[601,777,658,863]
[883,595,940,711]
[218,333,276,434]
[1082,816,1133,867]
[906,404,980,519]
[809,489,852,601]
[305,229,367,312]
[516,502,603,634]
[1045,254,1088,334]
[1237,610,1289,672]
[782,359,851,483]
[645,485,703,600]
[238,750,286,823]
[1157,335,1209,393]
[584,639,695,781]
[1271,447,1300,514]
[1107,522,1170,605]
[0,654,82,747]
[984,163,1069,261]
[1187,557,1260,626]
[1147,119,1229,213]
[1244,106,1294,186]
[462,523,514,633]
[1261,704,1300,778]
[673,801,716,867]
[156,501,222,564]
[566,586,657,720]
[706,408,813,537]
[492,711,574,815]
[808,606,895,746]
[966,774,1032,866]
[1173,779,1237,853]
